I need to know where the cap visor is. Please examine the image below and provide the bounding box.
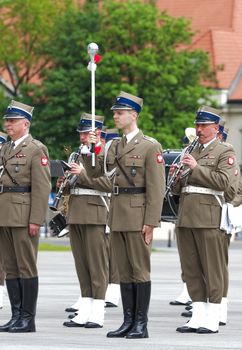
[3,114,25,119]
[110,104,133,111]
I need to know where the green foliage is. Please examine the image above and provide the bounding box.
[0,90,9,130]
[1,0,216,157]
[0,0,73,96]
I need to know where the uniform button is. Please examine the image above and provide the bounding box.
[116,172,120,176]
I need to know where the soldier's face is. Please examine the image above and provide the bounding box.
[113,110,136,130]
[196,123,219,144]
[79,131,89,145]
[4,118,29,141]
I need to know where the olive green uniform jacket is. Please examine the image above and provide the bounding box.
[0,135,51,227]
[83,130,165,232]
[172,139,239,228]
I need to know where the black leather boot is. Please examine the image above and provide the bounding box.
[0,278,22,332]
[9,277,38,333]
[106,283,135,338]
[126,281,151,339]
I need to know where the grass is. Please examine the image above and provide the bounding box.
[38,242,71,251]
[38,243,168,252]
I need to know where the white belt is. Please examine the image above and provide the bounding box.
[181,185,224,196]
[70,188,109,197]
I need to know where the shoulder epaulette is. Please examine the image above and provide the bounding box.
[219,141,232,148]
[31,139,45,148]
[143,135,157,144]
[223,141,233,147]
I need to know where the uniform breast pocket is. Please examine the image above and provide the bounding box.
[199,159,216,167]
[9,158,27,173]
[125,158,144,178]
[125,158,144,167]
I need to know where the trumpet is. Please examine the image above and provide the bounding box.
[50,146,82,211]
[165,129,199,198]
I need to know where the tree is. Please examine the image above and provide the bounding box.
[28,0,215,159]
[0,0,73,97]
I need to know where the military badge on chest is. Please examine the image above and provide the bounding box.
[130,167,137,177]
[129,155,141,177]
[14,154,26,173]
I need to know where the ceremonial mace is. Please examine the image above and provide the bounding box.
[87,42,99,167]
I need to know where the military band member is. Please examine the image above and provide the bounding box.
[65,128,121,314]
[180,122,241,322]
[172,106,238,334]
[217,124,241,326]
[102,129,121,308]
[83,91,165,339]
[0,100,51,333]
[62,113,110,329]
[0,131,7,309]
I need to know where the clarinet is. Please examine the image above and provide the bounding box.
[165,136,199,198]
[50,146,82,211]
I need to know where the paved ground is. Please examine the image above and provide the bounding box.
[0,239,242,350]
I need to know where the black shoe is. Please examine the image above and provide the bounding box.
[196,327,218,334]
[107,282,135,338]
[176,326,197,333]
[185,305,193,311]
[170,300,192,306]
[125,281,151,339]
[0,279,22,332]
[181,310,192,318]
[219,321,226,326]
[126,327,148,339]
[65,307,78,313]
[8,277,38,333]
[0,318,20,332]
[85,322,103,328]
[105,302,118,308]
[63,320,84,327]
[68,313,77,319]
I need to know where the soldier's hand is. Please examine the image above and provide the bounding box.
[29,223,40,237]
[56,176,65,188]
[182,154,197,169]
[88,131,97,146]
[169,164,182,185]
[142,225,154,245]
[70,162,84,175]
[169,164,177,176]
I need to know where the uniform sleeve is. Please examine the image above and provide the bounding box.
[82,152,105,178]
[224,166,240,203]
[30,145,51,225]
[232,181,242,207]
[144,142,165,226]
[74,156,112,192]
[92,176,112,192]
[76,167,94,187]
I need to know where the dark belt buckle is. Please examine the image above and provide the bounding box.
[113,185,119,196]
[0,184,3,194]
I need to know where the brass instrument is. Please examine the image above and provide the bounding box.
[50,146,82,211]
[165,128,199,198]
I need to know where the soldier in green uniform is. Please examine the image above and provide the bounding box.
[0,100,51,333]
[217,124,241,326]
[172,106,239,334]
[103,129,121,308]
[0,132,7,309]
[61,114,110,329]
[82,91,165,339]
